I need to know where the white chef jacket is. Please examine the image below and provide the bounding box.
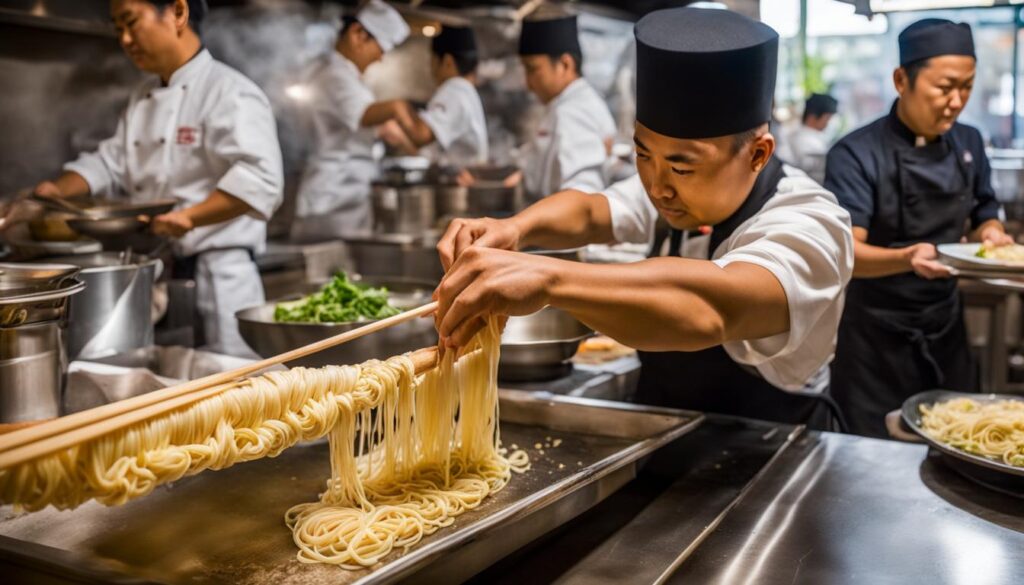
[419,76,488,168]
[296,52,378,223]
[65,49,283,357]
[778,124,831,185]
[521,78,616,201]
[601,165,854,391]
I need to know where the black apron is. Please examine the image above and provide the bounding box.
[635,158,829,427]
[832,129,975,438]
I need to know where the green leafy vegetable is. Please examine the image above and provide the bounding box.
[273,272,403,323]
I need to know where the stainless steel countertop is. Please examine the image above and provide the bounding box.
[469,418,1024,585]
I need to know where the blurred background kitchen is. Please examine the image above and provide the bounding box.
[2,0,1024,415]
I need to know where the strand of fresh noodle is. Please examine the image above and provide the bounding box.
[0,317,529,569]
[285,318,529,568]
[920,398,1024,467]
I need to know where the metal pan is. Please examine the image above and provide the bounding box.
[65,216,149,238]
[901,389,1024,496]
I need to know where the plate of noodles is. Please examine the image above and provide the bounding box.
[938,242,1024,273]
[902,390,1024,495]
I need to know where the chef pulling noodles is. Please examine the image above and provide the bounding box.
[434,8,854,428]
[7,0,284,358]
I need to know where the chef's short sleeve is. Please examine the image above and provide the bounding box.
[208,85,284,221]
[712,180,854,391]
[824,141,875,229]
[964,127,1002,228]
[419,83,463,150]
[556,108,611,193]
[600,174,657,245]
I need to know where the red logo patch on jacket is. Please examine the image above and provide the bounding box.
[176,126,198,145]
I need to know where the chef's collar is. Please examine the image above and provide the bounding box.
[166,47,211,88]
[886,99,946,147]
[553,78,587,107]
[331,50,362,77]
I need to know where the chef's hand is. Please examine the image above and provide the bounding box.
[980,225,1015,247]
[907,242,953,279]
[455,169,475,187]
[150,210,194,238]
[435,247,556,348]
[0,186,47,230]
[502,170,523,188]
[437,217,522,271]
[33,181,63,199]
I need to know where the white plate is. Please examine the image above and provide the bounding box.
[937,242,1024,273]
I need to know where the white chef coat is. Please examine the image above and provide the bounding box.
[419,76,488,168]
[65,49,284,357]
[294,52,378,238]
[521,78,616,201]
[601,165,854,391]
[778,124,831,185]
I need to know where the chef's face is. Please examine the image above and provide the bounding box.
[895,55,975,137]
[340,22,384,72]
[430,53,455,84]
[521,54,575,104]
[634,122,774,230]
[111,0,185,75]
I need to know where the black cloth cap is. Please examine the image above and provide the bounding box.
[635,8,778,139]
[432,25,477,56]
[805,93,838,116]
[898,18,975,66]
[519,16,580,56]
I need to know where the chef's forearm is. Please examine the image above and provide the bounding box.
[851,238,915,278]
[183,190,252,228]
[511,190,615,250]
[397,113,435,147]
[548,257,788,351]
[51,172,91,198]
[360,100,410,128]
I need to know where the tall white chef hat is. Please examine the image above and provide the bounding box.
[356,0,410,52]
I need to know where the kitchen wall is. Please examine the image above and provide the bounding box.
[0,1,641,235]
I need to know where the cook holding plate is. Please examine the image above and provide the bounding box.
[434,8,854,427]
[825,19,1015,437]
[13,0,283,357]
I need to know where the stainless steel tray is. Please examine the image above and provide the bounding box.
[901,389,1024,496]
[0,390,702,584]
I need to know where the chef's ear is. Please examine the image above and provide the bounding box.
[893,67,909,97]
[749,128,775,172]
[174,0,189,32]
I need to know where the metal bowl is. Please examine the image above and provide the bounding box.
[499,307,593,382]
[235,276,437,368]
[902,389,1024,496]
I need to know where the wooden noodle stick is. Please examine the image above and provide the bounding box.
[0,302,438,455]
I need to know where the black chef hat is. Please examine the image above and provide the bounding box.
[518,15,580,56]
[432,25,477,56]
[635,8,778,139]
[898,19,975,66]
[805,93,838,117]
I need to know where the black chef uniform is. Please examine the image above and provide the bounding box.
[824,20,1001,438]
[629,8,836,429]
